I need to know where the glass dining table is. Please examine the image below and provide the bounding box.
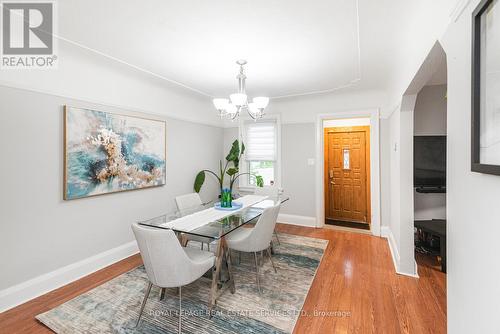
[138,195,289,315]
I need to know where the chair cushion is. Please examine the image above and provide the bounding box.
[184,247,215,265]
[225,227,254,252]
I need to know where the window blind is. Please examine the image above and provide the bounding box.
[244,121,277,161]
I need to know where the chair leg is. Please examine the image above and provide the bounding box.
[253,252,262,294]
[274,229,281,245]
[136,282,152,327]
[160,287,166,301]
[178,286,182,334]
[225,247,236,294]
[238,251,242,265]
[201,242,204,250]
[266,247,277,273]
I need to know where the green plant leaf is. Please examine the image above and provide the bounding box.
[241,142,245,155]
[225,140,240,162]
[256,175,264,187]
[194,171,206,193]
[226,167,239,176]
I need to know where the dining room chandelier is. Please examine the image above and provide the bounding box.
[212,60,269,120]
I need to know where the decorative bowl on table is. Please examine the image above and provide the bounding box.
[214,201,243,211]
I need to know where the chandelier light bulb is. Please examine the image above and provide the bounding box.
[248,102,264,119]
[253,97,269,109]
[230,93,247,107]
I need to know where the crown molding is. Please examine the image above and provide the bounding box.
[0,80,224,128]
[450,0,472,22]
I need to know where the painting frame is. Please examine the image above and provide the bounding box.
[63,105,167,200]
[472,0,500,175]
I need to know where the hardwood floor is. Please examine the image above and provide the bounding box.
[279,225,447,334]
[0,225,446,334]
[0,255,143,334]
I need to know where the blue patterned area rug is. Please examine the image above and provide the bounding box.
[36,233,328,333]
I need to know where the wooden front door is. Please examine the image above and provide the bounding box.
[324,126,370,224]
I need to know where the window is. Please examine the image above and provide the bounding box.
[343,149,350,170]
[249,161,275,186]
[242,120,279,187]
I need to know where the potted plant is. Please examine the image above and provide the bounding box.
[194,140,263,207]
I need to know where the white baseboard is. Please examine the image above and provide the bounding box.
[0,240,139,313]
[380,225,392,238]
[380,226,418,278]
[278,214,317,227]
[381,226,400,271]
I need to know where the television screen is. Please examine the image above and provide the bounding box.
[414,136,446,187]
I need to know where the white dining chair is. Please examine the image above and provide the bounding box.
[131,223,215,333]
[175,193,203,211]
[254,186,282,245]
[225,203,281,293]
[175,193,213,250]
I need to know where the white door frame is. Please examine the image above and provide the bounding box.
[315,109,381,236]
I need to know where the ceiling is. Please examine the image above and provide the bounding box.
[57,0,457,99]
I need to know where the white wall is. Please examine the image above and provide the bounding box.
[223,127,239,157]
[414,84,447,220]
[380,118,392,229]
[389,108,401,251]
[441,1,500,332]
[281,123,316,218]
[387,95,418,276]
[413,85,447,136]
[0,45,223,310]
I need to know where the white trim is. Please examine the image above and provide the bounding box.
[381,226,400,269]
[0,80,222,128]
[0,241,139,313]
[381,226,419,278]
[450,0,472,22]
[315,109,381,237]
[278,214,317,228]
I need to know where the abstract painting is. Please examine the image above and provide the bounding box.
[64,106,166,200]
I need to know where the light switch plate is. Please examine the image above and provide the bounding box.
[307,158,315,166]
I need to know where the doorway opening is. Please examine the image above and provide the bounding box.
[413,66,447,275]
[393,41,447,277]
[323,118,371,231]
